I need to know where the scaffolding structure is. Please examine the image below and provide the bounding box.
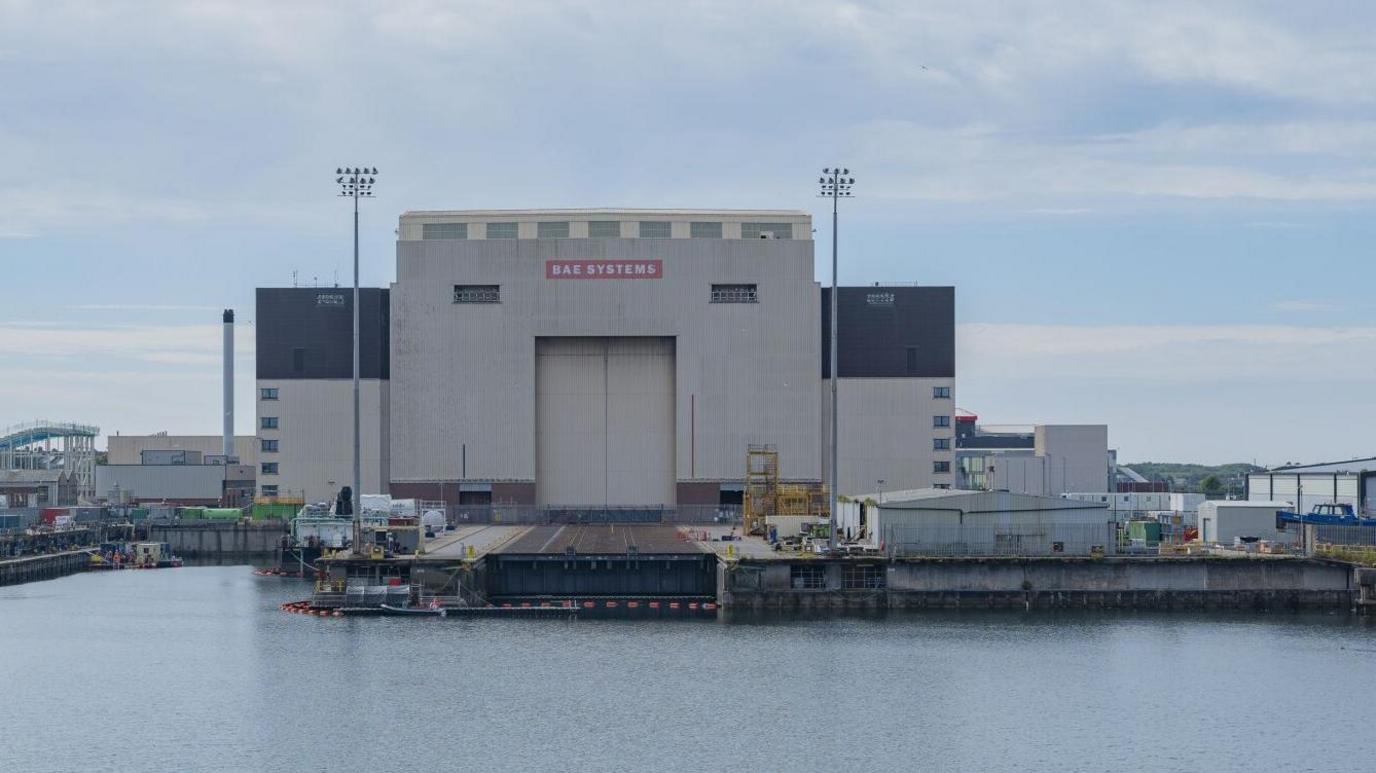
[743,445,778,536]
[743,445,832,536]
[0,420,99,503]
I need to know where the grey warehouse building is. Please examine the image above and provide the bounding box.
[256,209,956,509]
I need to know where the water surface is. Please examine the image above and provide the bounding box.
[1,566,1372,772]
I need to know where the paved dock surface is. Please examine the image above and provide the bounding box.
[499,524,704,555]
[423,525,532,559]
[685,525,779,559]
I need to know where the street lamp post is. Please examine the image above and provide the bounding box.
[819,167,854,552]
[337,166,376,556]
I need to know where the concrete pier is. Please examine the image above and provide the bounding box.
[719,556,1359,611]
[0,550,90,587]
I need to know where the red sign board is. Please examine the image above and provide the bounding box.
[545,259,662,279]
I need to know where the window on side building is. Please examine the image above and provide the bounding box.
[710,283,758,303]
[261,439,279,453]
[260,387,279,401]
[933,437,950,451]
[422,222,467,239]
[453,285,501,304]
[261,462,279,475]
[933,461,951,474]
[486,222,518,239]
[537,221,569,238]
[690,221,722,239]
[261,485,279,497]
[639,221,671,238]
[260,417,278,430]
[933,415,951,428]
[741,222,793,239]
[933,386,951,399]
[587,221,621,238]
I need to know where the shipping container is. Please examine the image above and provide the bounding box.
[202,508,244,520]
[250,503,298,521]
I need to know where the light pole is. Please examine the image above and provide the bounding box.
[819,167,854,552]
[337,166,376,556]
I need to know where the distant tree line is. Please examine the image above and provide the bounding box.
[1125,462,1264,496]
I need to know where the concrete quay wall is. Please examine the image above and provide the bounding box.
[720,557,1358,611]
[0,551,90,587]
[150,522,286,558]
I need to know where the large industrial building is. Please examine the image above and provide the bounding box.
[254,208,956,509]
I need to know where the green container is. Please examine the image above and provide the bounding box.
[130,508,149,522]
[251,503,298,521]
[1129,521,1162,543]
[180,507,207,520]
[203,508,243,520]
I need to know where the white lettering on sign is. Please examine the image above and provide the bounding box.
[546,259,663,279]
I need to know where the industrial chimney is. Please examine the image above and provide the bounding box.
[222,309,234,460]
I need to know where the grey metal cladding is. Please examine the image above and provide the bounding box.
[255,287,390,379]
[821,286,954,378]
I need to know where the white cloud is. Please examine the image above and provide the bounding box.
[67,304,224,312]
[0,322,254,364]
[957,323,1376,382]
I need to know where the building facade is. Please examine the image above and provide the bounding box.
[956,418,1111,496]
[247,208,956,510]
[822,287,956,497]
[1247,458,1376,517]
[254,288,390,504]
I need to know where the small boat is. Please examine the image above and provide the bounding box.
[379,603,447,617]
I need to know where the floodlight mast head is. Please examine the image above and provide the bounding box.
[819,167,855,198]
[337,166,379,199]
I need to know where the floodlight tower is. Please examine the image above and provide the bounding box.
[337,166,376,555]
[819,167,854,552]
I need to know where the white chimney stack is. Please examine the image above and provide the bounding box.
[223,309,234,459]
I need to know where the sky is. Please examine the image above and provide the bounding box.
[1,0,1373,466]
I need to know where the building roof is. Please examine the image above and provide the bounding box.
[1264,457,1376,474]
[0,469,67,485]
[401,208,810,220]
[862,488,1109,512]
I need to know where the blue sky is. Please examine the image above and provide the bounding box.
[2,0,1373,465]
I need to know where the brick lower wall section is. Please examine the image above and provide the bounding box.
[676,482,720,506]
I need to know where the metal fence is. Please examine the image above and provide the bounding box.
[447,504,741,527]
[882,522,1118,558]
[1312,524,1376,547]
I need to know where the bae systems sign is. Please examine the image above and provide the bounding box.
[545,259,662,279]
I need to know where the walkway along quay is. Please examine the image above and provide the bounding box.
[301,524,1372,615]
[0,550,92,587]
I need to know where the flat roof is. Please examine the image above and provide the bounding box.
[401,208,809,220]
[497,524,705,556]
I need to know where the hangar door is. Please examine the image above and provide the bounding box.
[535,337,676,507]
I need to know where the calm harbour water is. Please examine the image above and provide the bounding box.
[2,566,1373,773]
